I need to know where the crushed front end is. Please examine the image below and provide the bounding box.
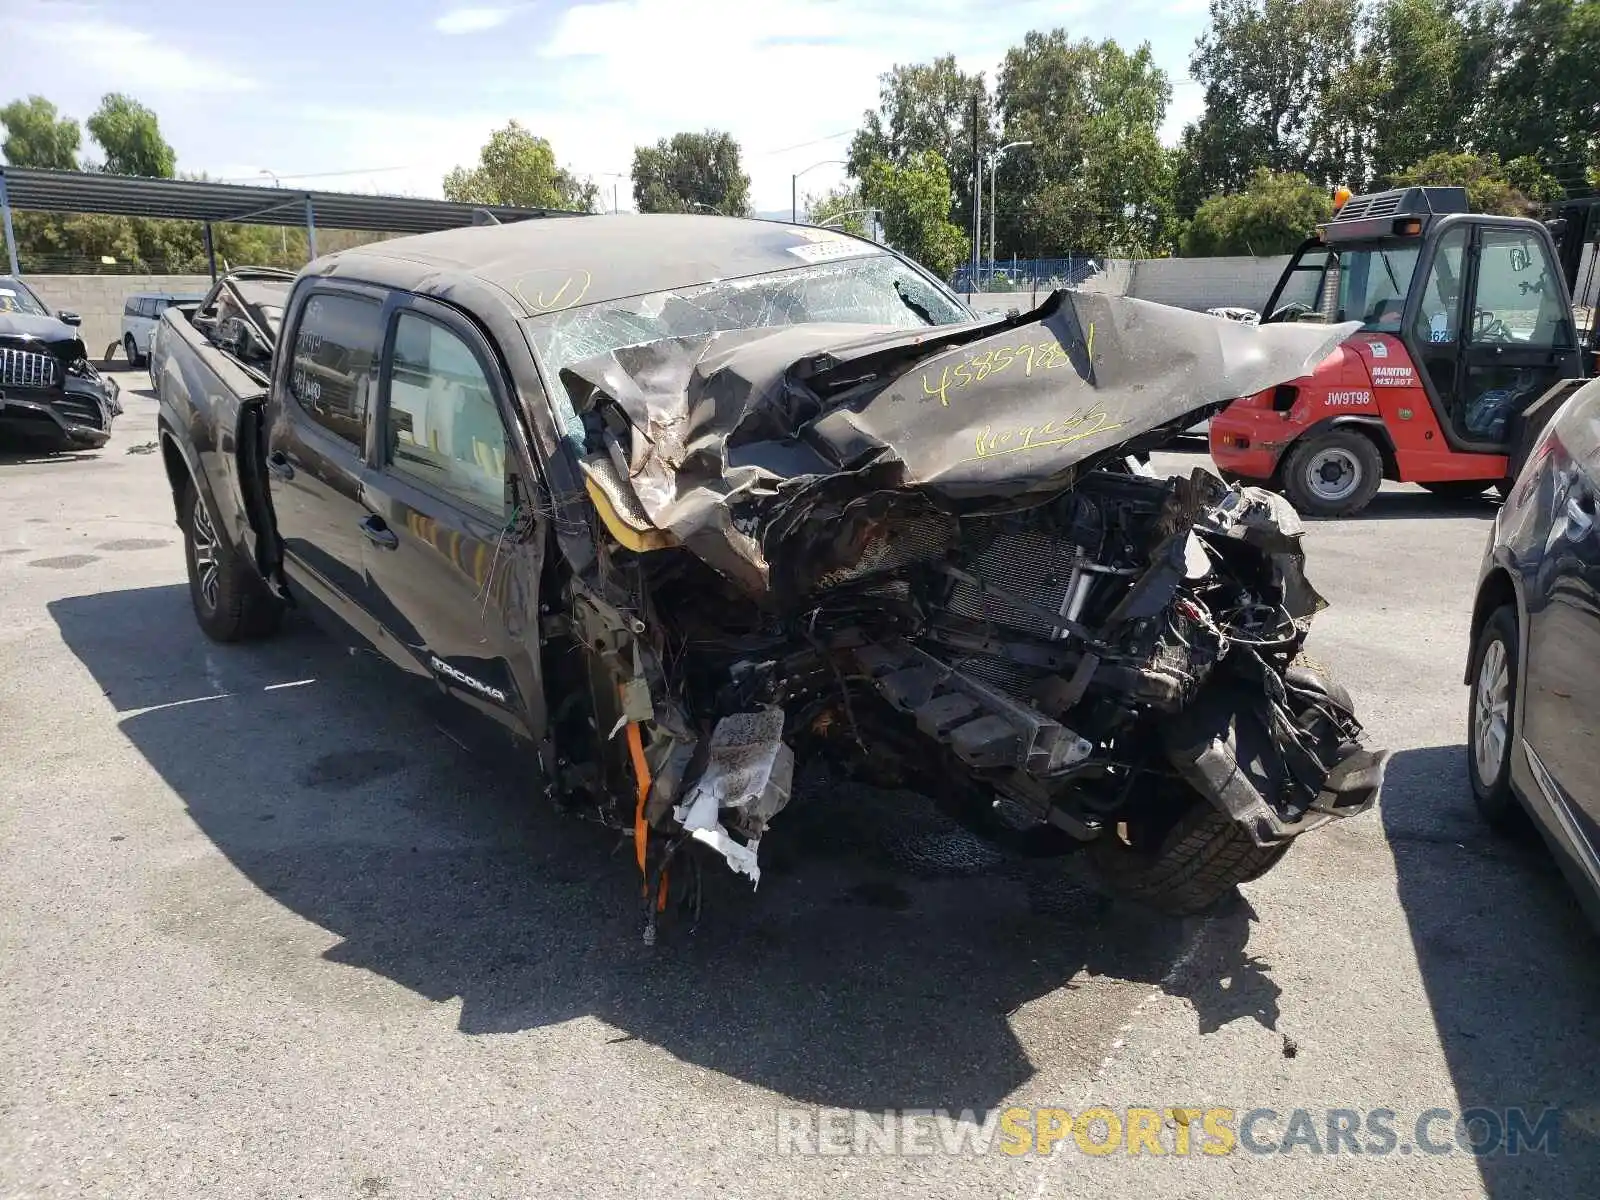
[534,291,1388,936]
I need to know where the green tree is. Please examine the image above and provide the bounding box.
[85,93,176,177]
[1181,168,1333,255]
[1391,150,1559,215]
[444,120,597,211]
[0,96,80,169]
[994,32,1174,257]
[1359,0,1474,181]
[805,185,869,235]
[860,150,969,278]
[1182,0,1366,200]
[630,130,751,215]
[1481,0,1600,191]
[848,56,991,242]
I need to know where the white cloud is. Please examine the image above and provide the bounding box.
[435,6,523,34]
[0,11,256,94]
[536,0,1090,210]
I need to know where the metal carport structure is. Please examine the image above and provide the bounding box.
[0,166,584,278]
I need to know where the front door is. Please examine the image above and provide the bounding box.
[359,296,540,732]
[1455,225,1582,448]
[264,285,388,638]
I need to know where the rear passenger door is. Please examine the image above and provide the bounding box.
[264,284,388,642]
[359,295,531,725]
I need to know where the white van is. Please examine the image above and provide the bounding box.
[121,292,204,366]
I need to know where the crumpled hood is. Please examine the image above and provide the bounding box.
[559,290,1359,594]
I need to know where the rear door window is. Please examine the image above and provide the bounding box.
[287,291,385,449]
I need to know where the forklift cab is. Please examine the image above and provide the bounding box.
[1261,186,1587,455]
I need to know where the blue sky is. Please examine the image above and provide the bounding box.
[3,0,1209,214]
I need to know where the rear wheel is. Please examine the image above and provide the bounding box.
[182,480,282,643]
[1281,429,1383,518]
[1467,605,1521,828]
[1420,480,1491,501]
[1089,783,1289,915]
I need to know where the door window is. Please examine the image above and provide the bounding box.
[384,312,508,517]
[1470,229,1572,349]
[1413,228,1468,346]
[287,291,384,449]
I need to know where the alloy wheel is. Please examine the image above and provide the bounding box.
[1473,637,1510,784]
[191,497,221,612]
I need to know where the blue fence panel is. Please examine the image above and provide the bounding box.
[947,257,1102,293]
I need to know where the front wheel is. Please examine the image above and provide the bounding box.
[1281,429,1383,518]
[125,334,143,368]
[1088,785,1289,915]
[182,480,282,643]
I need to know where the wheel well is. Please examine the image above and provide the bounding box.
[158,430,191,522]
[1466,568,1517,683]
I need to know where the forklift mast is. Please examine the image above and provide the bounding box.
[1546,197,1599,358]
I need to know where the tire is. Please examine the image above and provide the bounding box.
[181,480,282,643]
[1467,605,1521,829]
[125,334,143,368]
[1420,480,1490,501]
[1281,428,1383,518]
[1089,786,1290,916]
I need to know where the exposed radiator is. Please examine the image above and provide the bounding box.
[946,519,1083,639]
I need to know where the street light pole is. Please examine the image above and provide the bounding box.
[791,159,847,223]
[260,170,286,254]
[989,141,1032,286]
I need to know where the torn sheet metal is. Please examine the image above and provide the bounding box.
[557,290,1359,596]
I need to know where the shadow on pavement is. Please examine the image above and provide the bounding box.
[49,582,1275,1113]
[1383,744,1600,1195]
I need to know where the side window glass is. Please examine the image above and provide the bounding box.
[124,298,139,317]
[1412,228,1468,345]
[1471,229,1570,348]
[288,291,384,449]
[385,312,508,517]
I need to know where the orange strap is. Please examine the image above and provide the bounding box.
[623,700,670,913]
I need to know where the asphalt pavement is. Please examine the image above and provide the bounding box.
[3,377,1599,1199]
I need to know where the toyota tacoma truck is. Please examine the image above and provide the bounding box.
[152,216,1389,940]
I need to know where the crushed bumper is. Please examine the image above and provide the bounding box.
[0,379,119,449]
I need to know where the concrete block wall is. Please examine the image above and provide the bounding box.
[20,274,213,362]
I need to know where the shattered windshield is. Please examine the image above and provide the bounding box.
[526,254,972,383]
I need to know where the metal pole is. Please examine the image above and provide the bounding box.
[970,92,980,295]
[989,154,998,286]
[792,175,798,224]
[0,172,19,276]
[304,196,318,261]
[203,223,217,282]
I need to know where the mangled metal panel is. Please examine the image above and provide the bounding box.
[556,290,1359,596]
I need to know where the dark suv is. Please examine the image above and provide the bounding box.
[0,275,122,451]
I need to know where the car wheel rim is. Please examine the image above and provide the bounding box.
[1473,637,1510,784]
[1306,447,1362,502]
[191,498,220,612]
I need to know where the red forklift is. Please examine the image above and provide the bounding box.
[1209,186,1600,516]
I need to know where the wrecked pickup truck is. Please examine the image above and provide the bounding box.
[152,216,1389,938]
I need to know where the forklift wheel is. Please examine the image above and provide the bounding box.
[1281,429,1383,518]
